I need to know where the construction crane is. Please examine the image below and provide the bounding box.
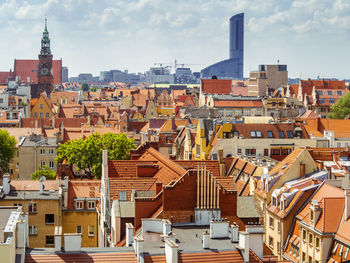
[154,60,204,73]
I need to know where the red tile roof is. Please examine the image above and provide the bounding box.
[109,178,155,201]
[25,252,137,262]
[0,71,12,83]
[201,79,232,95]
[67,180,100,210]
[174,160,221,178]
[14,59,62,85]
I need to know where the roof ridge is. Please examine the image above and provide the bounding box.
[145,148,186,175]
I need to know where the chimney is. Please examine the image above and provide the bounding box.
[102,150,109,182]
[218,149,224,164]
[165,239,178,263]
[210,219,229,239]
[39,177,45,195]
[2,174,11,195]
[345,189,350,221]
[131,189,136,202]
[203,230,210,249]
[326,166,332,179]
[300,162,305,178]
[156,182,162,195]
[134,237,144,263]
[163,219,171,236]
[238,231,250,263]
[245,225,264,260]
[125,223,134,247]
[63,176,69,209]
[171,116,176,132]
[35,119,38,129]
[231,223,239,243]
[54,226,62,252]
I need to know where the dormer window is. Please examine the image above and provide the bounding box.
[88,201,96,209]
[251,131,256,138]
[267,131,273,138]
[75,201,83,209]
[256,130,262,137]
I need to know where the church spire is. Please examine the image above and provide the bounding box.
[40,18,51,55]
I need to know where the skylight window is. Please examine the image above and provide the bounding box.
[267,131,273,138]
[251,131,256,138]
[256,130,262,137]
[287,131,293,138]
[279,131,285,138]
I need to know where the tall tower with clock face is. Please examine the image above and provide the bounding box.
[37,18,53,97]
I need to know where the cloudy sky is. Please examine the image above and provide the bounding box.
[0,0,349,79]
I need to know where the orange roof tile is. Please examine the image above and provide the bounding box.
[67,180,101,210]
[25,252,137,262]
[174,160,221,178]
[201,79,232,95]
[109,178,155,201]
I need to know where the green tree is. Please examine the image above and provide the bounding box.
[81,82,89,92]
[329,92,350,119]
[56,133,136,178]
[91,86,98,92]
[31,165,56,180]
[0,129,17,174]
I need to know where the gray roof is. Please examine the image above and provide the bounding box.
[20,136,58,147]
[112,200,135,218]
[237,196,260,218]
[212,94,262,101]
[3,191,60,200]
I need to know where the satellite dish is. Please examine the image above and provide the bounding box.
[40,176,46,182]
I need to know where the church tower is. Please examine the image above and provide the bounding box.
[37,18,53,97]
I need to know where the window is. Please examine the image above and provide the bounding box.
[233,131,239,137]
[40,149,46,155]
[309,233,313,245]
[339,244,344,257]
[45,214,54,224]
[329,98,335,104]
[278,221,281,233]
[88,225,95,237]
[277,241,280,254]
[279,131,285,138]
[13,203,22,207]
[41,161,46,167]
[309,256,312,263]
[46,235,54,246]
[29,203,37,213]
[245,148,256,156]
[256,130,262,137]
[287,131,293,138]
[345,247,349,259]
[327,90,333,95]
[75,201,83,209]
[49,161,54,168]
[315,237,320,249]
[317,91,323,95]
[40,112,43,118]
[45,112,49,117]
[269,236,274,248]
[88,201,96,209]
[267,130,273,138]
[237,148,241,154]
[76,225,82,234]
[120,191,127,201]
[0,98,3,103]
[218,109,224,117]
[333,242,339,253]
[303,230,306,241]
[269,216,274,229]
[250,131,256,138]
[49,149,54,155]
[302,252,306,262]
[29,226,38,235]
[226,109,233,117]
[40,104,43,109]
[34,112,37,117]
[319,98,325,104]
[337,90,343,96]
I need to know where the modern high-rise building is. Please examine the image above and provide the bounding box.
[62,66,68,82]
[201,13,244,79]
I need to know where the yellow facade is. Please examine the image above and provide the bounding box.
[132,112,144,121]
[62,211,98,247]
[30,95,54,118]
[157,107,173,117]
[0,198,61,248]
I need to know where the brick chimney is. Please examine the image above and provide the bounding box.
[171,116,176,132]
[300,163,305,178]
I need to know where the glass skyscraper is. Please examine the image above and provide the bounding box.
[201,13,244,79]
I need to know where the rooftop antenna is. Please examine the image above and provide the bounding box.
[277,59,279,65]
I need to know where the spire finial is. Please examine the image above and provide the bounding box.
[45,15,47,31]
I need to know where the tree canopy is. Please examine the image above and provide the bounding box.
[81,82,89,92]
[56,133,136,178]
[31,165,56,180]
[0,129,17,174]
[329,92,350,119]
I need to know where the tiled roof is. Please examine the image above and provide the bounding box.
[139,148,186,186]
[67,180,100,210]
[268,148,304,176]
[215,177,236,191]
[304,118,350,138]
[201,79,232,95]
[158,119,189,133]
[109,178,155,201]
[14,59,62,85]
[108,160,157,178]
[296,183,344,233]
[10,180,58,191]
[214,100,264,108]
[25,252,137,262]
[174,160,221,178]
[144,250,262,263]
[0,71,12,83]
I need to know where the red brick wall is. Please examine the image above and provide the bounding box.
[134,194,162,229]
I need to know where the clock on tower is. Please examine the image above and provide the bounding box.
[37,18,53,97]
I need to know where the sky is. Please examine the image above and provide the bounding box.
[0,0,350,79]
